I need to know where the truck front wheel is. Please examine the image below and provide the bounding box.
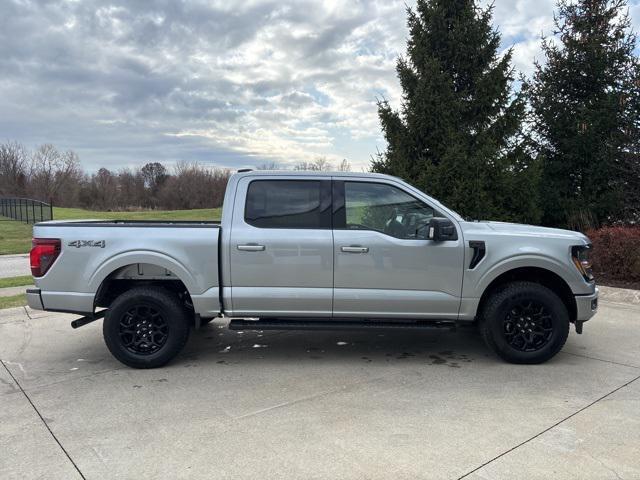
[103,287,190,368]
[480,281,570,364]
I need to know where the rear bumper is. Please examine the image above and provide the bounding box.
[26,288,44,310]
[25,288,94,315]
[575,286,598,321]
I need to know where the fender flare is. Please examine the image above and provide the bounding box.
[88,250,200,295]
[474,253,577,298]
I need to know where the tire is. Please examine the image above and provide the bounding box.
[103,287,190,368]
[479,281,569,364]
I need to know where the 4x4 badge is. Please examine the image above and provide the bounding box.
[68,240,106,248]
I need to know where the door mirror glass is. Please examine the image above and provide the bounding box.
[424,217,458,241]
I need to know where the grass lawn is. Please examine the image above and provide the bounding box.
[0,207,221,255]
[0,293,26,309]
[0,275,33,288]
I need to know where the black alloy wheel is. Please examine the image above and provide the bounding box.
[119,305,169,355]
[103,287,190,368]
[503,300,554,352]
[480,281,569,364]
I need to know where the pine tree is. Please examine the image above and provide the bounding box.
[372,0,540,223]
[528,0,640,227]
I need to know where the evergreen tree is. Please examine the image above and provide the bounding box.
[372,0,540,223]
[528,0,640,227]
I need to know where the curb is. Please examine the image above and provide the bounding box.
[598,285,640,305]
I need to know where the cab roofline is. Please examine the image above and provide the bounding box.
[232,170,402,181]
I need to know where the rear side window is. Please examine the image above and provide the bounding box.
[245,180,330,229]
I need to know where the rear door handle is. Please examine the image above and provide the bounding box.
[341,246,369,253]
[237,244,266,252]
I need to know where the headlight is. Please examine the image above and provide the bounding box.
[571,244,594,282]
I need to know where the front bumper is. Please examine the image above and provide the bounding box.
[575,286,598,321]
[26,288,44,310]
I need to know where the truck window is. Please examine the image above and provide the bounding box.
[343,182,436,239]
[245,180,330,229]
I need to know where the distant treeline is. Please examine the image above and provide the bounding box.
[0,142,351,211]
[0,142,229,210]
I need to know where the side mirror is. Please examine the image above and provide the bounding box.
[425,217,458,241]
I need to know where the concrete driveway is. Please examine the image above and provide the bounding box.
[1,300,639,480]
[0,254,30,279]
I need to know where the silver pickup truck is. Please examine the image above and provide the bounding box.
[27,171,598,368]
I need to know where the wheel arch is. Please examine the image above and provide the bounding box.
[476,267,577,323]
[90,252,198,310]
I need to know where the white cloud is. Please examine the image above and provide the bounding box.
[1,0,638,171]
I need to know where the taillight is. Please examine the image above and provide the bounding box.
[30,238,61,277]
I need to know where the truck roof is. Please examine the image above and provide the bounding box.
[232,170,401,181]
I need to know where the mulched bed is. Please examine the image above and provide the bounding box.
[595,276,640,291]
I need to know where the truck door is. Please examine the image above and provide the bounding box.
[332,179,464,319]
[229,176,333,317]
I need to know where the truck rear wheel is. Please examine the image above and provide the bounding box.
[480,281,569,364]
[103,287,190,368]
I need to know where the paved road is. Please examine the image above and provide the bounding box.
[0,254,30,279]
[1,301,639,479]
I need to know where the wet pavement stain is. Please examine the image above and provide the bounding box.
[428,351,473,367]
[429,355,446,365]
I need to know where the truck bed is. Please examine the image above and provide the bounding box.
[30,220,221,317]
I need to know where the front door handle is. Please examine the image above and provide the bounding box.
[237,244,266,252]
[341,245,369,253]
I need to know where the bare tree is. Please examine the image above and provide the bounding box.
[337,159,351,172]
[0,141,28,196]
[293,157,351,172]
[28,144,82,205]
[117,168,146,209]
[293,157,333,171]
[158,161,230,210]
[255,161,281,170]
[94,168,119,210]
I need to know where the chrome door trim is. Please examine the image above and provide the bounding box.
[237,244,266,251]
[340,246,369,253]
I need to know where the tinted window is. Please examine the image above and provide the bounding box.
[245,180,329,229]
[344,182,436,239]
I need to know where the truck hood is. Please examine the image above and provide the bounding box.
[461,221,589,242]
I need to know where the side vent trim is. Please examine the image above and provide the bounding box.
[468,241,486,269]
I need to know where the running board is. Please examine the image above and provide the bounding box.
[228,319,456,332]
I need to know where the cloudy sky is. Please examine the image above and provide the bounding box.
[1,0,639,172]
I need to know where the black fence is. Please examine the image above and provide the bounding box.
[0,198,53,224]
